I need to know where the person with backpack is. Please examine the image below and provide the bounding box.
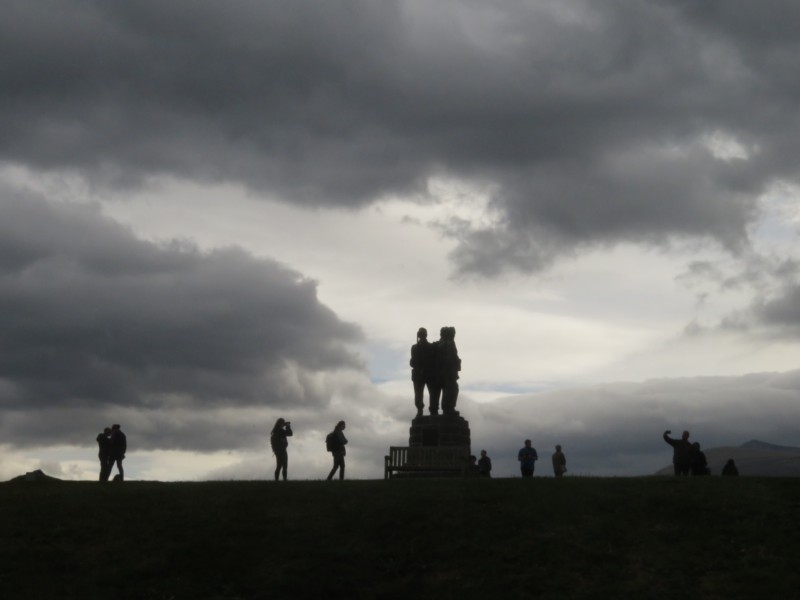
[326,420,348,481]
[270,418,293,481]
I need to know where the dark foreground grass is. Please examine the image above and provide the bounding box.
[1,477,798,599]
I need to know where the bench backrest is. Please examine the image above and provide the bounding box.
[388,446,470,468]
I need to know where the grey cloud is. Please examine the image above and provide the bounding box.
[3,1,799,273]
[0,187,363,424]
[754,283,800,334]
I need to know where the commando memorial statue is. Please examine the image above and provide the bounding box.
[385,325,471,478]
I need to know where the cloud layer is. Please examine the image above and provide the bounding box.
[4,1,799,273]
[0,187,362,448]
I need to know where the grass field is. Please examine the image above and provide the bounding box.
[1,477,798,599]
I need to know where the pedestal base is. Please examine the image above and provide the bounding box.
[409,414,471,451]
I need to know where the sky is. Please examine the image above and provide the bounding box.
[1,0,798,481]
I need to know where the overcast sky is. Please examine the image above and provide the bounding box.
[1,0,798,481]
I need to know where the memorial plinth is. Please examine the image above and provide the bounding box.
[409,413,471,450]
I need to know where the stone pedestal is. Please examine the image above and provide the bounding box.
[409,413,471,452]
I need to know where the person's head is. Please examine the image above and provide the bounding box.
[524,439,531,447]
[692,442,700,450]
[112,424,120,431]
[682,430,690,441]
[336,420,346,431]
[555,444,562,451]
[480,449,487,457]
[272,418,285,433]
[104,427,111,435]
[417,327,427,341]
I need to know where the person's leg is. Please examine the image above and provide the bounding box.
[327,457,338,481]
[339,456,345,481]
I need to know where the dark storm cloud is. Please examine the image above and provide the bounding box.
[0,187,363,426]
[2,0,797,273]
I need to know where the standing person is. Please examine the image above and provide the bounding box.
[109,424,127,481]
[96,427,112,482]
[518,439,538,477]
[326,421,348,481]
[410,327,432,418]
[477,449,492,478]
[270,418,293,481]
[552,444,567,477]
[690,442,710,476]
[722,458,739,476]
[663,430,692,476]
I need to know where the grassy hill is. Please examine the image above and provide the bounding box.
[1,477,798,599]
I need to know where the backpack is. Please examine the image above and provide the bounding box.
[325,431,339,453]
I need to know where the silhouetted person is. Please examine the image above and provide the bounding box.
[518,439,538,477]
[478,449,492,477]
[326,420,348,481]
[722,458,739,476]
[690,441,710,476]
[440,326,461,415]
[270,418,293,481]
[109,424,127,481]
[663,430,692,476]
[96,427,112,481]
[467,455,479,476]
[552,444,567,477]
[410,327,433,417]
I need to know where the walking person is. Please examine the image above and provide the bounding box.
[109,424,127,481]
[552,444,567,477]
[326,420,348,481]
[518,439,538,477]
[270,418,293,481]
[96,427,112,481]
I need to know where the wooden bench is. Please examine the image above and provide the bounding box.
[384,446,471,479]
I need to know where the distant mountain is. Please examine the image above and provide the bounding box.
[9,469,62,483]
[656,440,800,477]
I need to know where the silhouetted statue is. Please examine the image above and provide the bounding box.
[326,420,348,481]
[426,328,446,415]
[96,427,112,482]
[518,439,538,477]
[439,326,461,415]
[270,418,293,481]
[552,444,567,477]
[722,458,739,476]
[410,327,433,417]
[478,449,492,477]
[663,430,691,476]
[109,424,127,481]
